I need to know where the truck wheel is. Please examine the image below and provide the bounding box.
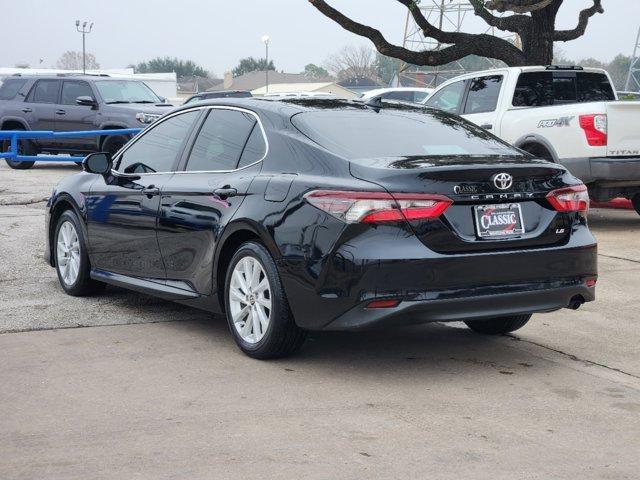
[101,135,128,158]
[464,314,532,335]
[2,134,36,170]
[632,194,640,216]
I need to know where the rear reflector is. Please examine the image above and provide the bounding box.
[365,299,401,309]
[579,114,607,147]
[546,184,589,213]
[304,190,452,224]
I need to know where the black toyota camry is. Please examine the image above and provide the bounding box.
[44,98,597,358]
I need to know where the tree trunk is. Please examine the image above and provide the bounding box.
[520,6,558,65]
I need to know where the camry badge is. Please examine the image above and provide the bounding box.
[493,173,513,191]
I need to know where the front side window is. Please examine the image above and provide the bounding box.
[424,80,466,113]
[95,80,160,104]
[61,81,93,105]
[185,110,257,171]
[26,80,60,104]
[116,110,199,174]
[292,108,522,160]
[464,75,503,114]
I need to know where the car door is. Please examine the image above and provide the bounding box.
[157,107,266,295]
[460,75,504,132]
[56,80,99,150]
[86,109,201,280]
[23,79,60,148]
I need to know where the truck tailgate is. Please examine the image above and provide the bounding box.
[606,101,640,157]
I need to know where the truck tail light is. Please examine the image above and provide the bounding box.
[579,114,607,147]
[304,190,452,224]
[546,184,589,213]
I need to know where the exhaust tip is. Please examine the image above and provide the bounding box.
[568,295,585,310]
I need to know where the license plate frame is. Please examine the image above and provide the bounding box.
[473,203,525,238]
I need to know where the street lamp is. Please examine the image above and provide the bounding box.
[75,20,94,74]
[261,35,270,93]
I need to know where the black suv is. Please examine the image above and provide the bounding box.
[0,74,174,169]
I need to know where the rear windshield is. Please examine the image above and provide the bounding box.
[513,71,615,107]
[0,78,27,100]
[291,109,522,159]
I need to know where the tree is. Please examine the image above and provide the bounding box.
[136,57,208,77]
[304,63,330,79]
[308,0,604,67]
[232,57,275,77]
[56,51,100,70]
[606,54,632,91]
[325,45,379,80]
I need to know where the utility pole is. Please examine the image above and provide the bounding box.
[261,35,270,93]
[75,20,94,74]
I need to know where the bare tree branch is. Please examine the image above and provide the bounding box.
[468,0,531,33]
[554,0,604,41]
[309,0,527,66]
[485,0,553,13]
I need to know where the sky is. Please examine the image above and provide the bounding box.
[2,0,637,76]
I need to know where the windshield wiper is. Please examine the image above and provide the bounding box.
[105,100,131,104]
[132,100,156,104]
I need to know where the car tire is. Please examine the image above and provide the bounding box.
[101,134,128,158]
[632,194,640,216]
[2,132,36,170]
[224,241,306,359]
[54,210,105,296]
[464,314,532,335]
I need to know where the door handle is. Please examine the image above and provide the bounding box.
[213,187,238,199]
[480,124,493,130]
[21,108,32,113]
[55,109,66,115]
[142,185,160,197]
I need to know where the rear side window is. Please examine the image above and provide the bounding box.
[0,78,27,100]
[464,75,503,114]
[513,71,615,107]
[424,80,466,113]
[237,124,267,168]
[61,81,93,105]
[26,80,60,104]
[292,109,522,159]
[186,109,256,171]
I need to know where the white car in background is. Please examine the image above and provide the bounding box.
[361,87,433,104]
[422,66,640,213]
[262,92,339,99]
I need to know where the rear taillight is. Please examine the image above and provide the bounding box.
[579,114,607,147]
[304,190,452,224]
[546,184,589,213]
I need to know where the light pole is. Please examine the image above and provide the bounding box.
[75,20,94,74]
[261,35,270,93]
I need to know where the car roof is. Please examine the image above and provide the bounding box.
[5,74,138,82]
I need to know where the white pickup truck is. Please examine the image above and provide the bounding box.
[422,66,640,214]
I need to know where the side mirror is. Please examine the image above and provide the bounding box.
[76,96,97,107]
[83,152,112,175]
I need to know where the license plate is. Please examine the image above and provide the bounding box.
[474,203,525,238]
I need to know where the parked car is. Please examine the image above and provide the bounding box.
[262,92,340,99]
[0,74,174,169]
[45,98,597,359]
[361,87,433,104]
[183,90,252,104]
[422,66,640,215]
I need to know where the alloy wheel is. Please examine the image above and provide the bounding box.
[229,256,272,344]
[56,220,81,286]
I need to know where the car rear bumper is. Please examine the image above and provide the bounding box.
[324,281,594,331]
[280,223,597,331]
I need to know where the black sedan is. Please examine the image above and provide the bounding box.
[44,98,597,358]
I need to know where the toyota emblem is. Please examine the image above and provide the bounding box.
[493,172,513,190]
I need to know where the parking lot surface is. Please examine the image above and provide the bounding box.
[1,162,639,479]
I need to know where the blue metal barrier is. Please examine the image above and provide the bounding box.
[0,128,142,163]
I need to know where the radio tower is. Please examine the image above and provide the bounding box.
[624,26,640,92]
[398,0,518,88]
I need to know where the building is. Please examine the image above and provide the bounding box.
[177,75,223,101]
[251,82,357,99]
